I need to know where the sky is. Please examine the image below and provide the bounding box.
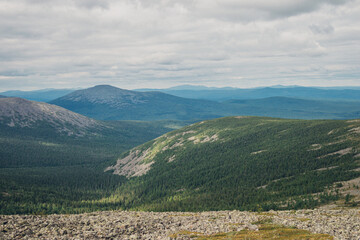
[0,0,359,91]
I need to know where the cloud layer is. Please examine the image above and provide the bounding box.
[0,0,359,90]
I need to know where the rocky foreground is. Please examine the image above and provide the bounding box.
[1,208,359,239]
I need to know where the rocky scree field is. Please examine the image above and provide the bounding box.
[1,207,359,239]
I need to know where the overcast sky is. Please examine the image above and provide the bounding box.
[0,0,359,91]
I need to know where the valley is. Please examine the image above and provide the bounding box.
[0,97,187,214]
[3,0,360,238]
[1,86,360,239]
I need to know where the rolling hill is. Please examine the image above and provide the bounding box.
[50,85,227,121]
[105,116,360,211]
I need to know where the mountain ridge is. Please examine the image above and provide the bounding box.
[137,86,360,101]
[50,85,227,121]
[49,85,360,121]
[105,116,360,211]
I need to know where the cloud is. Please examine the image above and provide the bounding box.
[0,0,359,90]
[192,0,352,22]
[309,24,335,34]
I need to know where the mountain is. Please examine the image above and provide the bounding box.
[50,85,228,121]
[138,85,360,101]
[225,97,360,119]
[105,116,360,211]
[49,85,360,121]
[137,85,237,91]
[0,97,181,166]
[0,97,188,214]
[0,97,102,137]
[0,89,75,102]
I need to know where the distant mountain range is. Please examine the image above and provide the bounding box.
[105,116,360,211]
[49,85,229,121]
[48,85,360,121]
[3,85,360,103]
[2,85,360,121]
[137,85,360,101]
[225,97,360,120]
[0,89,76,102]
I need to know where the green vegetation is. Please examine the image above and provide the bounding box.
[1,116,360,214]
[171,224,334,239]
[105,117,360,212]
[0,119,184,214]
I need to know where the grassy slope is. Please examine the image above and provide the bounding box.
[106,117,360,211]
[0,120,186,214]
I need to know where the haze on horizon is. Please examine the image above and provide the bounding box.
[0,0,359,91]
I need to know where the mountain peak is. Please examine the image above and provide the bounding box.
[50,85,147,110]
[91,84,125,90]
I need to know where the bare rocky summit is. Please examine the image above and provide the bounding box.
[0,97,102,135]
[1,208,359,239]
[52,85,149,108]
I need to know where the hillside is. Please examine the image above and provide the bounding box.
[0,97,102,137]
[50,85,226,121]
[106,116,360,211]
[0,98,184,214]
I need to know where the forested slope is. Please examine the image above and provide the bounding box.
[0,98,182,214]
[106,117,360,211]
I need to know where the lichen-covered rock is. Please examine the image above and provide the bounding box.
[0,208,359,239]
